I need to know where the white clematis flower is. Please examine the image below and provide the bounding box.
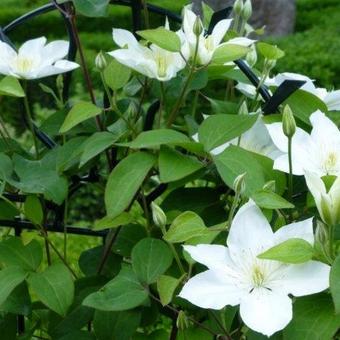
[0,37,79,79]
[236,72,340,111]
[180,6,254,65]
[108,28,186,82]
[266,110,340,176]
[305,171,340,226]
[192,114,282,159]
[179,200,330,337]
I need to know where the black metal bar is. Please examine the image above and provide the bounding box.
[0,219,108,237]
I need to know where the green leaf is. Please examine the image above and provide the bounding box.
[330,254,340,314]
[0,267,27,305]
[123,129,190,149]
[93,212,133,231]
[79,246,120,278]
[11,154,68,205]
[24,195,43,225]
[83,266,148,311]
[112,224,147,257]
[283,294,340,340]
[72,0,110,17]
[198,114,258,151]
[105,152,156,218]
[157,275,182,306]
[137,27,181,52]
[27,263,74,316]
[212,44,249,64]
[205,96,238,114]
[0,282,31,316]
[214,146,286,196]
[0,76,25,97]
[60,101,102,133]
[258,238,314,264]
[0,237,42,271]
[132,238,173,284]
[251,190,294,209]
[93,310,141,340]
[257,42,285,60]
[159,146,203,183]
[79,132,116,167]
[164,211,206,243]
[104,59,131,91]
[283,89,328,125]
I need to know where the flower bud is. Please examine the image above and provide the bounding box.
[233,172,246,195]
[282,105,296,138]
[176,311,190,331]
[242,0,252,20]
[320,193,334,226]
[56,74,64,94]
[233,0,244,15]
[193,16,203,36]
[238,101,248,115]
[246,45,257,67]
[315,220,329,246]
[151,201,167,230]
[95,51,107,71]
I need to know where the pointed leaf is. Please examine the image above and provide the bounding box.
[258,238,314,264]
[28,263,74,316]
[83,266,148,311]
[198,114,258,151]
[157,275,182,306]
[60,101,102,133]
[105,152,156,218]
[159,146,203,183]
[132,238,173,284]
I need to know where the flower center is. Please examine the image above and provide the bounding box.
[204,36,215,52]
[252,265,265,287]
[324,152,338,174]
[156,55,167,78]
[14,57,35,73]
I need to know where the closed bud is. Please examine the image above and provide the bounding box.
[95,51,107,70]
[282,105,296,138]
[233,0,244,15]
[320,193,334,226]
[238,101,248,115]
[246,44,257,67]
[315,220,329,245]
[233,172,246,195]
[242,0,252,20]
[193,16,203,36]
[176,311,190,330]
[151,201,167,230]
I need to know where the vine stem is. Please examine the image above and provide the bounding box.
[166,33,200,127]
[22,81,39,158]
[288,136,293,201]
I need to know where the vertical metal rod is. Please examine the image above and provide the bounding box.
[131,0,143,32]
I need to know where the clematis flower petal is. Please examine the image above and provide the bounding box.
[227,200,273,256]
[42,41,69,65]
[211,19,233,46]
[226,37,255,47]
[270,261,330,297]
[310,110,340,146]
[273,218,314,245]
[183,244,233,270]
[0,41,16,75]
[36,60,79,79]
[112,28,139,48]
[240,287,292,337]
[323,90,340,111]
[18,37,46,58]
[178,269,245,309]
